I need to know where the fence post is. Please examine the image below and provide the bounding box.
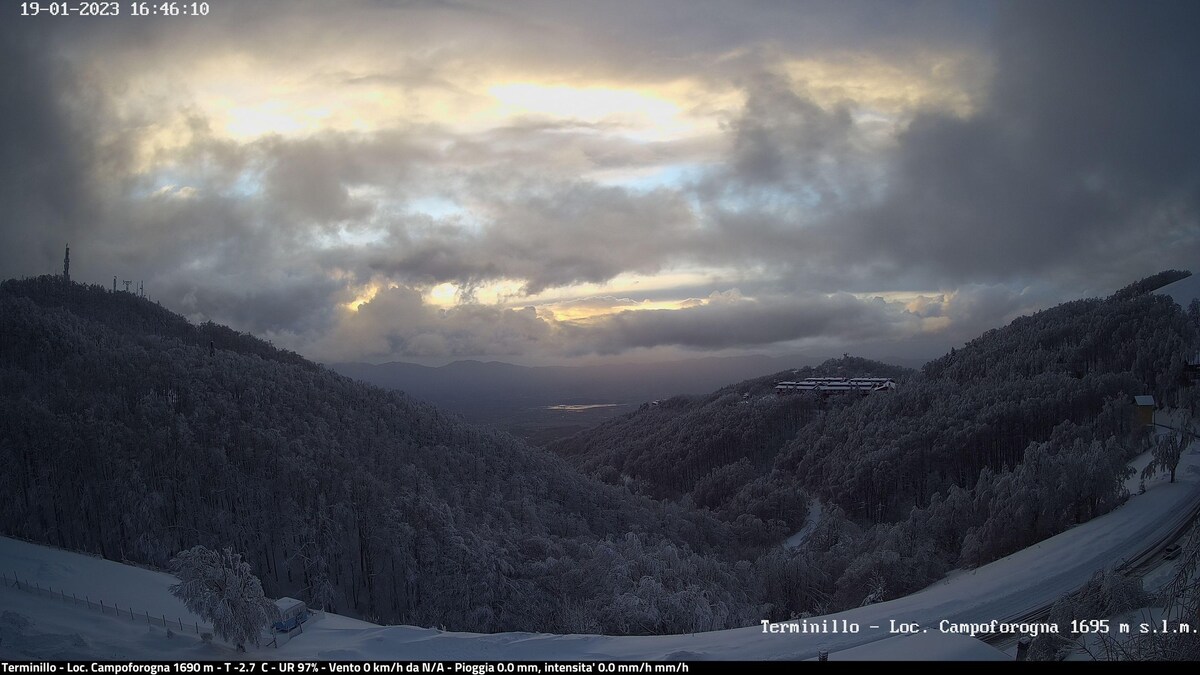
[146,610,151,625]
[85,595,90,610]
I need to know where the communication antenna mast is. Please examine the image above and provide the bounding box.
[63,244,70,283]
[122,280,132,293]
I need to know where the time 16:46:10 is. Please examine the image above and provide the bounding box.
[19,3,211,16]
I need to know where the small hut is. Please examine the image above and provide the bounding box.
[1134,395,1156,427]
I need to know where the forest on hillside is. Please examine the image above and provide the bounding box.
[556,273,1200,611]
[2,272,1199,631]
[0,276,760,634]
[549,357,911,547]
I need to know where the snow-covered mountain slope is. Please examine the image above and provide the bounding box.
[2,433,1195,661]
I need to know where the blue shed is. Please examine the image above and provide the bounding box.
[273,597,309,632]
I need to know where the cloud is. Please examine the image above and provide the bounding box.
[811,0,1200,290]
[311,285,556,361]
[312,176,703,295]
[0,20,101,276]
[725,71,857,190]
[2,1,1197,364]
[565,291,917,354]
[305,285,949,362]
[259,136,376,225]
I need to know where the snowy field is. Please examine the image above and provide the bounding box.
[1,432,1196,661]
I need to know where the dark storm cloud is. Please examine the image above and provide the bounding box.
[0,21,100,277]
[171,276,345,336]
[812,0,1200,290]
[260,136,375,225]
[725,71,857,190]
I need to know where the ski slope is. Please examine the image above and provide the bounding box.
[1,436,1196,661]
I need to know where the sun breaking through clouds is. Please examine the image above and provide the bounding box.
[2,0,1198,365]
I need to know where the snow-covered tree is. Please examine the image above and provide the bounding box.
[169,545,279,650]
[1143,432,1185,484]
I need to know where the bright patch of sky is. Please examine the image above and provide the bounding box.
[227,170,265,199]
[408,196,470,221]
[313,226,390,250]
[590,163,707,193]
[488,82,713,143]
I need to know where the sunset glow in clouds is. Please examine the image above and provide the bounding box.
[3,1,1198,364]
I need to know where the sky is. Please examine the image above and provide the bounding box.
[2,0,1198,366]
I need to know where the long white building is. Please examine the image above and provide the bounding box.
[774,377,896,395]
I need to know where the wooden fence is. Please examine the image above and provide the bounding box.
[2,570,214,637]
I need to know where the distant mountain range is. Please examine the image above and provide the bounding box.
[334,354,818,406]
[332,354,835,441]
